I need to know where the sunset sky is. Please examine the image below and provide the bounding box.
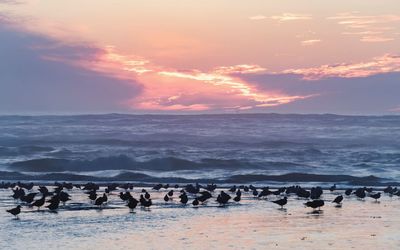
[1,0,399,114]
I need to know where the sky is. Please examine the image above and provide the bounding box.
[0,0,399,114]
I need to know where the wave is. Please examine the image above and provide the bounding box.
[9,155,264,172]
[0,145,55,156]
[0,171,390,186]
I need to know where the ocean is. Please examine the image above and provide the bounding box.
[0,113,399,185]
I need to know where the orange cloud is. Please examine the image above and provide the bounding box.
[249,13,311,22]
[283,54,400,80]
[52,46,310,111]
[301,39,321,46]
[270,13,312,22]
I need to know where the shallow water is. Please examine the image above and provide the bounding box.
[1,186,399,250]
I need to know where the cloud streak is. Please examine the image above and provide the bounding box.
[301,39,321,46]
[249,13,312,22]
[329,12,400,43]
[283,54,400,80]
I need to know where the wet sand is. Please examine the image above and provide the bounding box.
[1,187,399,250]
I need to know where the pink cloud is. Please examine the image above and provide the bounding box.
[283,54,400,80]
[328,13,400,43]
[50,46,310,111]
[301,39,321,46]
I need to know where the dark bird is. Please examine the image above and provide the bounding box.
[329,184,336,192]
[31,196,45,210]
[305,199,325,210]
[258,188,273,198]
[144,192,151,200]
[7,205,21,218]
[88,191,97,202]
[233,195,241,202]
[192,198,199,206]
[59,191,71,204]
[345,189,353,196]
[120,192,132,202]
[46,197,60,211]
[95,194,107,207]
[310,187,323,200]
[179,192,188,204]
[38,186,49,196]
[369,192,381,201]
[229,185,237,193]
[354,188,366,199]
[163,194,170,202]
[332,195,343,205]
[153,184,162,191]
[167,190,174,197]
[252,189,259,197]
[197,191,212,203]
[127,197,138,212]
[271,197,287,209]
[20,192,38,204]
[216,191,231,205]
[141,198,152,208]
[205,183,217,192]
[12,188,25,200]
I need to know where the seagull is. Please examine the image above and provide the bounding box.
[163,194,170,202]
[192,198,199,206]
[46,195,60,211]
[127,197,138,212]
[95,194,107,207]
[369,192,381,202]
[271,197,287,209]
[332,195,343,205]
[7,205,21,218]
[216,191,231,205]
[305,199,325,210]
[179,192,188,204]
[345,189,353,196]
[31,195,45,210]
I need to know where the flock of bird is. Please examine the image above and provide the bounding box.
[2,181,398,219]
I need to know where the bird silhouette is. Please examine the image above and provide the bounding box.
[31,195,45,210]
[369,192,381,202]
[163,194,170,202]
[179,192,188,204]
[271,197,287,208]
[7,205,21,218]
[332,195,343,205]
[216,191,231,205]
[305,199,325,210]
[127,197,138,212]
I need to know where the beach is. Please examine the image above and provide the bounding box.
[1,185,399,250]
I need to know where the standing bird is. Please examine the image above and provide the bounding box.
[31,196,45,210]
[332,195,343,206]
[127,197,138,212]
[95,194,107,207]
[329,184,337,192]
[345,189,353,196]
[369,192,381,202]
[192,198,199,207]
[271,197,287,209]
[7,205,21,218]
[305,200,325,211]
[163,194,170,202]
[216,191,231,205]
[46,197,60,211]
[179,193,188,205]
